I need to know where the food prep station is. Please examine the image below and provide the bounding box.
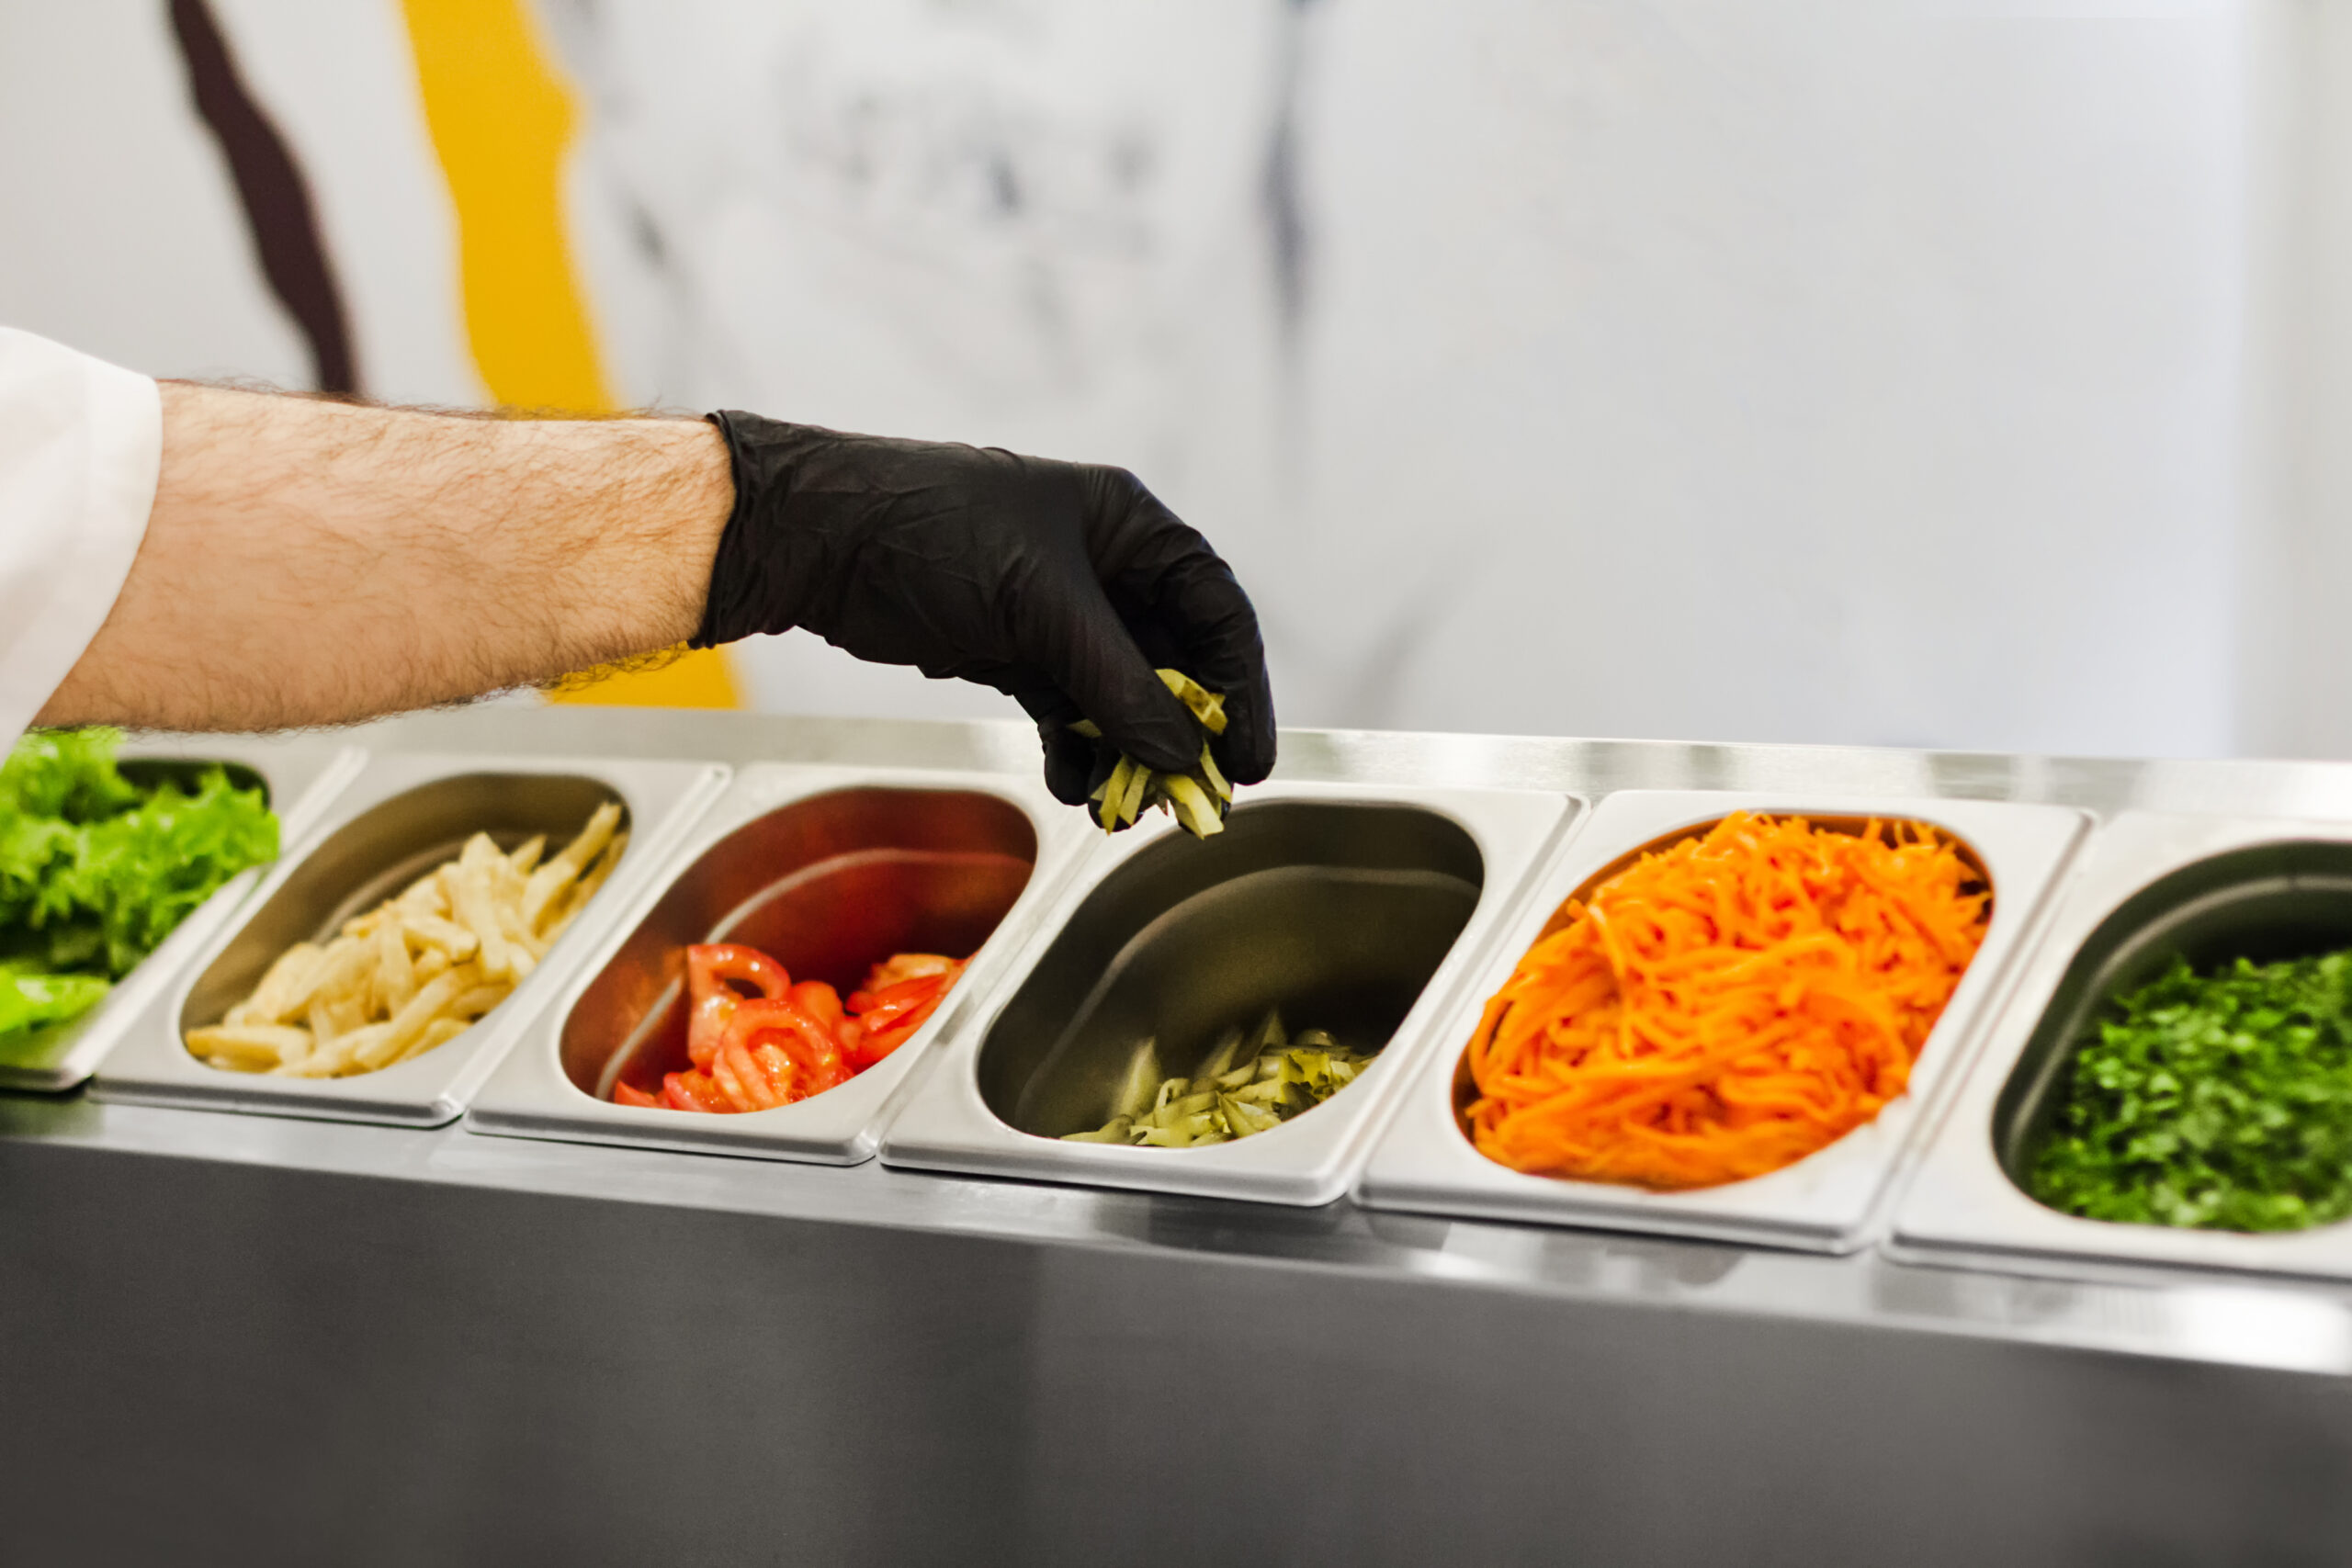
[8,706,2352,1564]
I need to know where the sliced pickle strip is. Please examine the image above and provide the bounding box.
[1073,668,1238,839]
[1058,1009,1377,1148]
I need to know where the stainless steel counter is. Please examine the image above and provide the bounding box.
[6,707,2351,1565]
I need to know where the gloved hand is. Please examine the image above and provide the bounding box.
[691,412,1276,804]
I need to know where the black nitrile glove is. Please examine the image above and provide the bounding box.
[691,412,1276,804]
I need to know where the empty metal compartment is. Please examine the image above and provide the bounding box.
[569,786,1036,1103]
[980,803,1481,1140]
[1995,840,2352,1211]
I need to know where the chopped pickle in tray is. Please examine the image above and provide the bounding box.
[1061,1009,1376,1148]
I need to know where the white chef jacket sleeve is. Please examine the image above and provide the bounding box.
[0,328,162,747]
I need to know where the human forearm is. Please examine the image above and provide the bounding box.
[36,383,730,731]
[28,378,1275,807]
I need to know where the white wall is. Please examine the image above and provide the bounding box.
[1291,1,2249,755]
[0,0,2326,760]
[2243,0,2352,760]
[0,1,311,384]
[554,0,2263,756]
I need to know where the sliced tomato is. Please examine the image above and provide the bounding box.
[653,946,966,1108]
[789,979,846,1029]
[708,1042,764,1112]
[751,1042,800,1105]
[856,953,957,996]
[843,958,967,1067]
[662,1070,728,1113]
[687,990,737,1069]
[687,943,791,1001]
[722,998,853,1100]
[854,990,949,1066]
[685,944,789,1067]
[774,1005,853,1095]
[725,1039,786,1110]
[852,975,946,1029]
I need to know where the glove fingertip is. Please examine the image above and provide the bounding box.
[1114,713,1211,778]
[1039,726,1099,806]
[1210,682,1277,786]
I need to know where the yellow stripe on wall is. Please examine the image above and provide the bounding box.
[399,0,741,709]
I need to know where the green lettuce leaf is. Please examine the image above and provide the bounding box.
[0,961,113,1067]
[0,730,279,1055]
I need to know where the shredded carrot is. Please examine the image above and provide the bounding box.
[1463,811,1990,1190]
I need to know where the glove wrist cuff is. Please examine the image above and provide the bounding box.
[689,409,823,649]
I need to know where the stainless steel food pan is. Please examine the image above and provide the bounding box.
[1894,811,2352,1284]
[878,782,1574,1204]
[465,763,1091,1163]
[1357,791,2086,1253]
[90,751,727,1125]
[0,735,366,1092]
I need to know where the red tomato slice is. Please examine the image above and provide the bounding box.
[775,1006,853,1094]
[855,990,948,1065]
[685,945,790,1067]
[724,1039,785,1111]
[686,944,790,1004]
[662,1071,725,1113]
[613,1081,661,1109]
[723,999,852,1100]
[751,1042,800,1105]
[789,979,846,1029]
[687,990,737,1070]
[853,976,945,1029]
[707,1043,763,1112]
[857,953,957,995]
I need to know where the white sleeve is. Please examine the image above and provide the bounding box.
[0,328,161,747]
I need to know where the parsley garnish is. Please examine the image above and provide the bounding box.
[2029,950,2352,1231]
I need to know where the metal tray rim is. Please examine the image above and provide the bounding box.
[462,761,1100,1164]
[1353,789,2090,1253]
[1892,809,2352,1280]
[876,780,1578,1206]
[0,739,369,1093]
[87,750,730,1125]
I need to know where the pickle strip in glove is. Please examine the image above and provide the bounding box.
[1072,670,1236,838]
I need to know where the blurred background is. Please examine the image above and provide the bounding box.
[3,0,2344,761]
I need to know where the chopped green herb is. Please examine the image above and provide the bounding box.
[2029,950,2352,1232]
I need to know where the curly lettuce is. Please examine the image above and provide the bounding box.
[0,729,278,1064]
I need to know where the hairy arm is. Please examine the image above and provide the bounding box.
[34,382,732,731]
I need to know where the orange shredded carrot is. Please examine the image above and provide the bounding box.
[1464,811,1990,1190]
